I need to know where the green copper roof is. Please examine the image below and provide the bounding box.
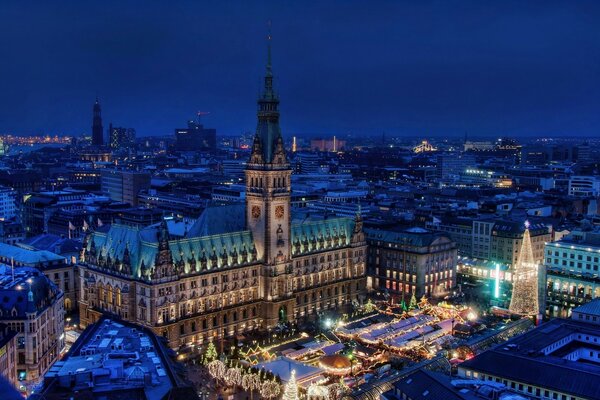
[291,217,355,256]
[85,223,259,280]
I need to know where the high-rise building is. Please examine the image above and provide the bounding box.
[174,119,217,152]
[91,98,104,146]
[101,170,151,206]
[108,124,136,150]
[78,40,367,349]
[436,152,476,179]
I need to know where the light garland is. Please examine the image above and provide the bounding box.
[307,384,328,399]
[327,382,347,400]
[208,359,226,381]
[242,373,261,392]
[225,367,243,387]
[260,379,281,399]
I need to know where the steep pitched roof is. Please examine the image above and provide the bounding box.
[86,222,259,279]
[291,217,355,256]
[186,203,246,237]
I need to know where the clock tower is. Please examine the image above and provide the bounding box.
[245,35,292,267]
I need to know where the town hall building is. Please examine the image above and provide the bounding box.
[77,43,367,349]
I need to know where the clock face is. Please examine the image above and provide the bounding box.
[251,205,261,219]
[275,205,284,219]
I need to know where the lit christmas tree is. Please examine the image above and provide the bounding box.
[282,370,299,400]
[409,292,418,310]
[203,341,218,365]
[509,222,540,316]
[363,299,375,313]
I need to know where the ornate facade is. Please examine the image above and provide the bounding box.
[78,43,367,349]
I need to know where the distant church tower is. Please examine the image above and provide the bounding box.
[245,35,291,266]
[92,97,104,146]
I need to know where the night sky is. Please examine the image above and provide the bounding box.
[1,1,600,138]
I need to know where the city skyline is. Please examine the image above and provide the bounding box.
[1,1,600,138]
[1,3,600,398]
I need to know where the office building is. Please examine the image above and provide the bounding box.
[569,175,600,197]
[546,229,600,315]
[22,189,104,237]
[294,152,326,174]
[174,119,216,152]
[0,186,16,221]
[430,218,550,267]
[0,221,24,246]
[101,170,151,206]
[211,184,246,203]
[366,227,457,299]
[436,152,476,179]
[490,220,550,267]
[138,191,205,218]
[221,159,247,179]
[108,124,136,151]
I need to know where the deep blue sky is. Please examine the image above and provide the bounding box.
[1,1,599,138]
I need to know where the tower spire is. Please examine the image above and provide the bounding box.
[248,26,287,166]
[266,20,273,78]
[92,97,104,146]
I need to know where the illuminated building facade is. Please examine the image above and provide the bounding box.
[78,44,367,349]
[366,228,457,300]
[546,230,600,315]
[0,267,64,383]
[0,324,17,389]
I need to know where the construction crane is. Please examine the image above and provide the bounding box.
[196,111,210,123]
